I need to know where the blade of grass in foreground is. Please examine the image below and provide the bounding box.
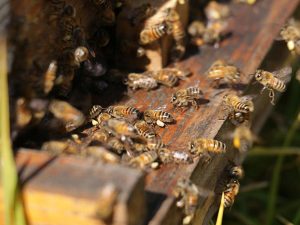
[216,192,225,225]
[0,36,27,225]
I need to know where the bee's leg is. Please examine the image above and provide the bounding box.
[191,100,198,109]
[260,86,267,94]
[269,89,275,105]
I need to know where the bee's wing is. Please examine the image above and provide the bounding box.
[272,66,292,83]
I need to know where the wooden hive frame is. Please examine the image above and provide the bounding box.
[1,0,300,225]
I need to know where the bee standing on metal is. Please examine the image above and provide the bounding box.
[171,87,203,109]
[173,178,200,225]
[126,73,158,91]
[222,94,254,114]
[107,105,140,121]
[143,109,174,127]
[223,179,240,208]
[188,138,226,162]
[139,21,173,45]
[206,60,240,87]
[254,67,292,105]
[158,148,193,164]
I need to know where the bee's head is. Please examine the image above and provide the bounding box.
[171,94,177,103]
[255,70,263,81]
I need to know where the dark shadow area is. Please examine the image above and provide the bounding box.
[143,191,167,225]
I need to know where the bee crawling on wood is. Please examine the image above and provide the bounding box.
[106,105,140,121]
[134,120,156,139]
[145,69,179,87]
[125,73,158,91]
[171,87,203,109]
[146,137,165,151]
[139,21,173,45]
[223,179,240,208]
[222,94,255,114]
[158,148,193,164]
[206,60,241,87]
[143,110,174,127]
[254,66,292,105]
[173,178,200,224]
[49,100,85,132]
[188,138,226,162]
[103,119,137,138]
[128,151,159,169]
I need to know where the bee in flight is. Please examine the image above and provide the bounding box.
[171,87,203,109]
[188,138,226,162]
[254,66,292,105]
[206,60,240,87]
[143,109,174,127]
[277,19,300,54]
[228,165,244,180]
[139,21,173,45]
[126,73,158,91]
[232,125,257,152]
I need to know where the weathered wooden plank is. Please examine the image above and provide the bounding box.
[0,150,146,225]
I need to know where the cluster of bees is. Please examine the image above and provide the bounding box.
[8,0,295,224]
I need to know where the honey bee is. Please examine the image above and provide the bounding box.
[204,1,230,22]
[171,87,203,109]
[165,8,186,60]
[74,46,90,66]
[254,67,292,105]
[128,3,156,25]
[188,138,226,161]
[129,151,159,169]
[104,119,137,138]
[163,68,192,80]
[95,112,112,126]
[86,146,120,164]
[90,128,110,144]
[126,73,158,91]
[89,105,104,120]
[223,179,240,208]
[106,105,140,121]
[96,184,118,220]
[232,125,256,152]
[134,120,156,139]
[49,100,85,132]
[146,137,165,151]
[44,61,57,94]
[15,98,32,128]
[234,0,257,4]
[222,94,254,114]
[107,137,125,154]
[145,69,179,87]
[228,165,244,180]
[206,60,240,87]
[143,110,174,127]
[42,140,78,155]
[139,21,173,45]
[278,19,300,53]
[158,148,193,164]
[173,178,200,225]
[228,111,251,126]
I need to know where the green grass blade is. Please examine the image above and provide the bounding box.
[216,192,225,225]
[0,35,27,225]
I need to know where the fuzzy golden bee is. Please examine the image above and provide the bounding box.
[145,70,179,87]
[278,19,300,53]
[223,94,254,114]
[129,151,159,169]
[95,112,112,126]
[228,165,244,180]
[107,105,140,120]
[43,60,57,94]
[90,128,110,144]
[126,73,158,91]
[224,179,240,208]
[104,119,137,137]
[96,184,118,220]
[146,137,165,151]
[188,138,226,161]
[171,87,203,109]
[107,137,125,154]
[42,140,78,155]
[139,21,173,45]
[158,148,193,164]
[204,1,230,21]
[173,178,200,225]
[134,120,156,139]
[254,67,292,105]
[89,105,104,120]
[49,100,85,132]
[143,109,174,127]
[86,146,120,164]
[207,60,240,87]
